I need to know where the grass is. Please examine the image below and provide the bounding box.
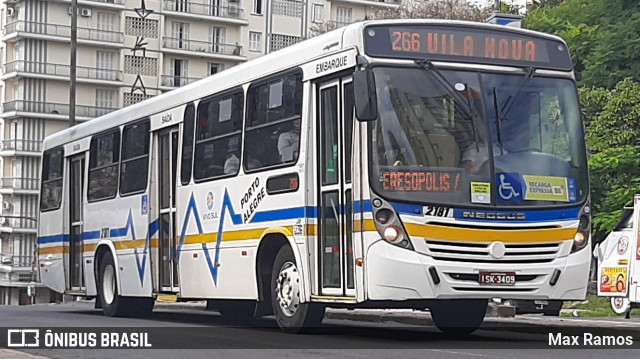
[560,294,640,317]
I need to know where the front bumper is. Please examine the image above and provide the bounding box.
[365,239,590,301]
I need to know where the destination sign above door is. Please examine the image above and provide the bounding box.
[363,24,573,71]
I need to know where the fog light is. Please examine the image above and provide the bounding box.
[383,226,400,243]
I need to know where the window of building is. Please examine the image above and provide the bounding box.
[174,0,190,12]
[120,120,150,195]
[40,147,64,211]
[171,22,190,49]
[170,59,188,86]
[210,26,226,53]
[249,31,261,52]
[95,89,115,116]
[88,130,120,202]
[253,0,263,14]
[336,7,352,27]
[312,4,323,23]
[181,104,196,185]
[97,12,118,42]
[209,63,224,75]
[193,90,244,181]
[244,72,302,172]
[96,51,116,81]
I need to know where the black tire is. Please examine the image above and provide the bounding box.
[429,299,487,336]
[98,254,154,317]
[271,246,325,334]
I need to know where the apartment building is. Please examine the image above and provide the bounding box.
[0,0,400,305]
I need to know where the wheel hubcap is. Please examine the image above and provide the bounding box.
[276,261,300,317]
[103,264,115,305]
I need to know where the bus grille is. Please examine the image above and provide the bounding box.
[424,240,561,264]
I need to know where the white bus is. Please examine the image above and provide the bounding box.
[37,19,591,334]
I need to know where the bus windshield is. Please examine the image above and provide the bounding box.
[369,66,588,208]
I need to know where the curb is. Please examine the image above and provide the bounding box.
[0,349,49,359]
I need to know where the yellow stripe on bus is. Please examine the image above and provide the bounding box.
[404,223,575,243]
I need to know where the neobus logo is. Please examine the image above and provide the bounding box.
[461,211,526,220]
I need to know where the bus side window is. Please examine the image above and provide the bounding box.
[180,103,195,185]
[120,119,150,196]
[88,130,120,202]
[40,147,64,211]
[193,90,244,181]
[244,72,302,171]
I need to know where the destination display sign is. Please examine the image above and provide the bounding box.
[364,25,573,71]
[380,169,461,193]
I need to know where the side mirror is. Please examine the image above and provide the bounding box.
[353,70,378,121]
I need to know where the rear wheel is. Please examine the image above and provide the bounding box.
[429,299,487,336]
[98,254,154,317]
[611,297,631,316]
[271,246,325,333]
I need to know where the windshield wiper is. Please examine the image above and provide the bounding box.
[492,88,505,155]
[499,66,536,121]
[415,59,481,151]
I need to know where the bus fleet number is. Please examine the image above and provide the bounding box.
[424,206,451,217]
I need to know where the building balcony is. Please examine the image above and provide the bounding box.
[0,254,35,287]
[0,254,34,269]
[163,0,248,24]
[160,74,203,89]
[325,19,360,29]
[329,0,399,7]
[0,177,39,193]
[2,60,123,85]
[0,139,42,157]
[2,21,125,47]
[54,0,126,9]
[161,37,246,61]
[0,100,117,121]
[0,216,37,234]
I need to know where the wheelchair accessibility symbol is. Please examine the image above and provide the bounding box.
[497,173,522,201]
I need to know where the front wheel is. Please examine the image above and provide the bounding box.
[611,297,631,316]
[271,246,325,334]
[429,299,487,336]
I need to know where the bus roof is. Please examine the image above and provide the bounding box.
[43,19,567,151]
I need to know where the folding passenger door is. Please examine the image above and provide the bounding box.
[154,126,180,292]
[316,76,357,297]
[66,154,85,291]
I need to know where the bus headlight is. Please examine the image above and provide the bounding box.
[573,230,587,249]
[383,226,401,243]
[571,207,591,253]
[371,196,414,251]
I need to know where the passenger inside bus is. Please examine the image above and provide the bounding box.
[277,119,300,162]
[224,152,239,175]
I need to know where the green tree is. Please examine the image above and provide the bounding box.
[580,79,640,240]
[370,0,491,21]
[524,0,640,88]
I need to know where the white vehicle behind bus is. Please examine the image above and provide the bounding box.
[596,196,640,316]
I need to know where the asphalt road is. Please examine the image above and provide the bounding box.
[0,301,637,359]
